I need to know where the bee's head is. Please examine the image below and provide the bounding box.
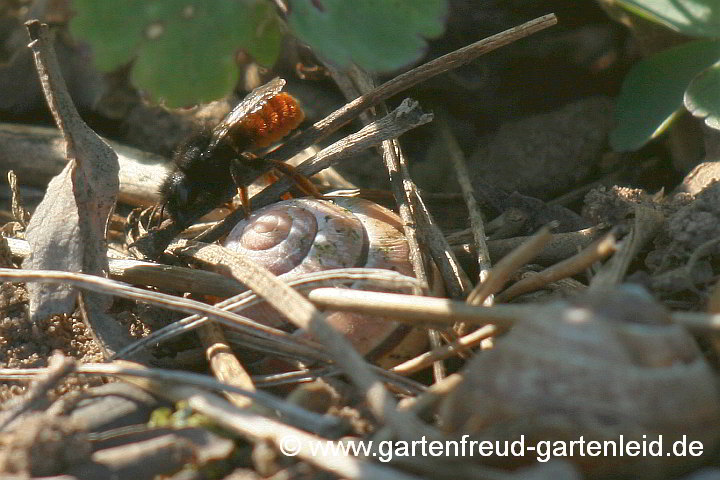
[172,131,212,173]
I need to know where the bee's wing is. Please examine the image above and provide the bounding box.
[208,77,286,150]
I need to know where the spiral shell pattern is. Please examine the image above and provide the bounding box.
[224,198,412,278]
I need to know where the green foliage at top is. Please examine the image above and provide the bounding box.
[610,0,720,151]
[70,0,283,107]
[685,60,720,130]
[70,0,449,107]
[287,0,448,72]
[616,0,720,38]
[610,39,720,151]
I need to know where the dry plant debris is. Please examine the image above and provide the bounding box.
[1,5,720,480]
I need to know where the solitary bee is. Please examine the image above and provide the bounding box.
[159,78,306,228]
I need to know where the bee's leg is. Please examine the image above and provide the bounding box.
[230,153,265,215]
[267,159,324,199]
[238,186,251,215]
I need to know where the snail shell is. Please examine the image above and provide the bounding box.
[439,286,720,479]
[224,197,413,277]
[223,198,425,367]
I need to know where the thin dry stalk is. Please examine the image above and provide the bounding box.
[590,204,664,290]
[412,191,473,298]
[401,373,464,414]
[0,267,306,347]
[7,237,423,300]
[307,288,523,327]
[197,323,255,408]
[190,394,425,480]
[340,70,430,289]
[0,361,340,435]
[453,227,607,270]
[496,232,618,302]
[251,366,337,388]
[108,258,247,298]
[113,267,420,360]
[467,226,554,306]
[378,108,447,382]
[381,136,448,382]
[340,66,460,383]
[267,14,558,165]
[440,117,491,296]
[0,123,169,207]
[391,325,498,375]
[672,311,720,332]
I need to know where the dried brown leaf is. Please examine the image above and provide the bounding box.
[22,22,118,325]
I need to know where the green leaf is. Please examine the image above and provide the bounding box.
[685,61,720,130]
[243,1,284,67]
[616,0,720,38]
[287,0,448,72]
[70,0,284,107]
[70,0,171,71]
[610,39,720,151]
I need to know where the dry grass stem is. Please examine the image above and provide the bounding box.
[672,312,720,332]
[197,323,255,408]
[380,135,447,383]
[114,267,420,361]
[7,237,422,300]
[0,267,303,347]
[391,325,499,375]
[307,288,523,327]
[413,191,473,298]
[467,226,554,306]
[190,394,426,480]
[0,123,169,207]
[590,205,664,290]
[496,231,618,302]
[267,14,558,165]
[108,258,248,298]
[452,225,606,266]
[440,118,492,298]
[343,67,445,382]
[0,361,341,435]
[220,330,329,365]
[250,366,338,387]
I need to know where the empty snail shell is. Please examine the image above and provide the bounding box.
[439,286,720,479]
[223,197,426,367]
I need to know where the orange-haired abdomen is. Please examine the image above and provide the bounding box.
[237,93,305,148]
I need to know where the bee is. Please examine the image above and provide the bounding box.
[159,78,306,229]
